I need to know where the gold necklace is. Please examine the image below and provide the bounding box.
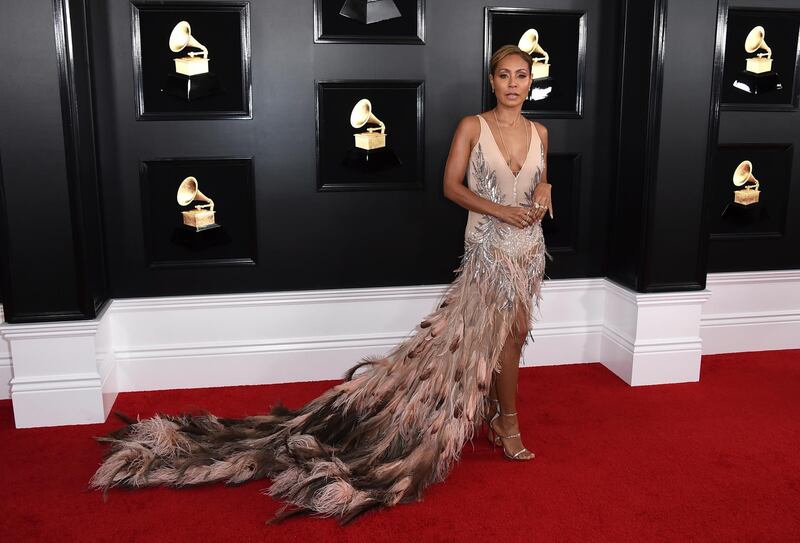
[492,109,529,176]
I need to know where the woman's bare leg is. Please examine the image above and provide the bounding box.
[486,374,500,442]
[491,308,534,459]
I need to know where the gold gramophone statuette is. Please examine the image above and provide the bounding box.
[732,25,783,95]
[350,98,387,150]
[169,21,210,76]
[519,29,550,80]
[743,26,773,74]
[177,176,219,231]
[732,160,761,206]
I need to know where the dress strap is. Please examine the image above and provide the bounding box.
[475,114,488,133]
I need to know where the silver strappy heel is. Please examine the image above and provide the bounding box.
[490,412,535,461]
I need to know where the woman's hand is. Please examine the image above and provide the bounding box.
[494,204,539,229]
[530,182,553,222]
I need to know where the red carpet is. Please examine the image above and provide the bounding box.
[1,350,799,542]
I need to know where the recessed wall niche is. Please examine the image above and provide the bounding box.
[139,157,257,268]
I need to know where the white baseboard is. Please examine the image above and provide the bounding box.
[2,270,798,426]
[1,315,115,427]
[112,278,607,392]
[601,280,709,385]
[701,271,800,355]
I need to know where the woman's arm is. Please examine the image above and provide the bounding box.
[442,116,531,229]
[532,121,553,220]
[534,121,549,185]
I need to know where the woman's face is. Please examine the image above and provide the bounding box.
[490,54,531,108]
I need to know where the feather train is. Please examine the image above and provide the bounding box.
[91,132,549,525]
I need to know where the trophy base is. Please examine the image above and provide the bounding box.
[182,209,219,231]
[734,189,760,206]
[185,222,221,233]
[339,0,401,24]
[720,200,766,224]
[528,77,554,101]
[531,62,550,80]
[162,72,223,102]
[732,70,783,95]
[745,56,772,74]
[174,57,210,77]
[171,224,229,250]
[343,146,402,172]
[354,131,387,150]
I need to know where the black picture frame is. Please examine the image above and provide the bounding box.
[131,1,252,120]
[139,156,257,268]
[719,7,800,111]
[314,0,424,44]
[483,7,587,119]
[541,153,582,254]
[315,80,425,192]
[708,143,793,240]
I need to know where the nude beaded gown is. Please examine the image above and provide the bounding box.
[91,115,549,524]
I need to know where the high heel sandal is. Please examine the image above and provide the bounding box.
[490,412,535,461]
[486,398,502,446]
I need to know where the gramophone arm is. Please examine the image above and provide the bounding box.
[532,44,549,64]
[365,121,386,134]
[757,43,772,59]
[187,44,209,59]
[193,196,215,212]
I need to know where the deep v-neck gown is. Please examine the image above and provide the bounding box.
[90,115,550,524]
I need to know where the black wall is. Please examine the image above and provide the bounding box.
[2,0,796,324]
[0,0,106,322]
[607,0,666,291]
[608,0,722,292]
[88,0,621,300]
[705,0,800,272]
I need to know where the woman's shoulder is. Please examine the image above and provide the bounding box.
[529,119,547,131]
[530,120,548,140]
[456,114,482,132]
[453,115,482,145]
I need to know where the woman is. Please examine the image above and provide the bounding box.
[443,44,552,461]
[90,45,552,525]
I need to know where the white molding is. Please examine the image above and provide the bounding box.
[112,278,607,392]
[10,373,102,391]
[0,305,117,427]
[3,270,798,426]
[703,270,800,284]
[602,281,711,386]
[111,284,450,311]
[701,270,800,354]
[1,320,101,338]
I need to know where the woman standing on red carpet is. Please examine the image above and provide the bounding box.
[91,44,552,524]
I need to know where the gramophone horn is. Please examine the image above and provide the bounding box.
[350,98,385,133]
[744,26,771,58]
[177,176,215,209]
[518,29,539,54]
[169,21,208,57]
[518,28,550,64]
[732,160,759,190]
